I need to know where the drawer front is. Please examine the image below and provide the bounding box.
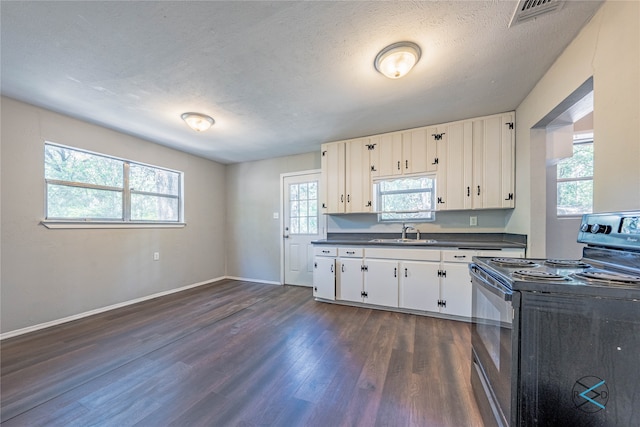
[441,250,477,263]
[314,247,337,257]
[477,249,524,258]
[366,247,440,262]
[338,247,363,257]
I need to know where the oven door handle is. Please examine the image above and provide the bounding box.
[470,264,512,302]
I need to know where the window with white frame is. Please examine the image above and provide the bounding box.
[556,133,593,216]
[44,142,183,222]
[288,180,318,234]
[374,175,436,222]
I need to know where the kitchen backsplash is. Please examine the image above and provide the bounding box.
[327,209,512,233]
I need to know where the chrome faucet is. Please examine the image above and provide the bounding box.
[401,223,415,239]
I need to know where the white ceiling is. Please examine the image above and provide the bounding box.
[1,1,603,164]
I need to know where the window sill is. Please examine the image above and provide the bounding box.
[41,221,186,229]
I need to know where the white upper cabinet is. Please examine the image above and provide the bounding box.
[402,127,437,175]
[345,138,373,213]
[321,111,515,214]
[471,112,515,209]
[320,141,346,213]
[371,132,402,177]
[439,121,472,211]
[321,138,373,214]
[437,112,515,211]
[371,127,438,178]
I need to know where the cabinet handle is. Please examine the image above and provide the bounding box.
[347,194,350,203]
[454,255,467,259]
[341,194,344,203]
[322,250,330,254]
[397,161,401,170]
[467,186,470,197]
[331,264,334,273]
[394,267,397,278]
[405,160,409,169]
[477,186,481,196]
[404,268,408,278]
[341,264,345,273]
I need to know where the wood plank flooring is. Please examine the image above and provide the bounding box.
[0,279,483,426]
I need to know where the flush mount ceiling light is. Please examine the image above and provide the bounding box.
[374,41,422,79]
[181,112,215,132]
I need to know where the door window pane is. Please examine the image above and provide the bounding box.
[289,180,319,235]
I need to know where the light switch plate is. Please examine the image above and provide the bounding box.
[470,216,478,226]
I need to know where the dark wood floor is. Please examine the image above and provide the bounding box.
[1,280,483,426]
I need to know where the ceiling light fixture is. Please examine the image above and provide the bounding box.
[374,41,422,79]
[181,112,215,132]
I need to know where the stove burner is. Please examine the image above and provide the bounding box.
[544,259,591,268]
[573,271,640,285]
[491,258,539,268]
[512,270,568,281]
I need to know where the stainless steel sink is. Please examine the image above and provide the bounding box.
[368,238,438,244]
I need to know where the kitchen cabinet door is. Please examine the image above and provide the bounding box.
[401,128,436,174]
[345,138,373,213]
[320,141,346,213]
[313,256,336,300]
[375,132,403,177]
[399,260,440,312]
[440,262,472,318]
[435,128,449,210]
[364,259,399,308]
[475,113,515,209]
[444,121,473,210]
[337,257,364,303]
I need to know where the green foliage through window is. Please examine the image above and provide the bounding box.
[44,143,183,222]
[557,137,593,216]
[375,175,436,222]
[289,181,318,234]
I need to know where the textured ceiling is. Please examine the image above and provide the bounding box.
[1,1,603,164]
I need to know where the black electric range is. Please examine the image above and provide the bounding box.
[469,211,640,426]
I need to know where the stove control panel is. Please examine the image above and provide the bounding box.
[578,211,640,250]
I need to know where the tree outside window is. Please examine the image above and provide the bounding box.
[557,134,593,216]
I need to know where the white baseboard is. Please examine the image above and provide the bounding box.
[225,276,282,286]
[0,276,227,340]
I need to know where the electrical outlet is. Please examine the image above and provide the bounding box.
[470,216,478,226]
[153,252,160,261]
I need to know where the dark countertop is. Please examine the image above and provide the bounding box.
[312,232,527,250]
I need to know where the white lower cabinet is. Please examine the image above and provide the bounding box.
[397,250,476,317]
[439,260,473,317]
[313,247,336,300]
[398,260,440,312]
[364,259,399,308]
[317,245,525,320]
[336,248,365,303]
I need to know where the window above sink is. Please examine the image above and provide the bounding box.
[373,175,436,223]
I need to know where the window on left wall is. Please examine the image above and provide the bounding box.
[44,142,183,224]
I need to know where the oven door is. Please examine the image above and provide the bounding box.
[470,264,514,427]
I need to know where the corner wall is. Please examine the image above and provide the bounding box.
[0,97,227,334]
[225,152,320,283]
[510,0,640,256]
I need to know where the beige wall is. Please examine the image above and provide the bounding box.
[225,152,320,283]
[1,97,227,334]
[510,0,640,256]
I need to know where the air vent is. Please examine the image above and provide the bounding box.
[509,0,565,27]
